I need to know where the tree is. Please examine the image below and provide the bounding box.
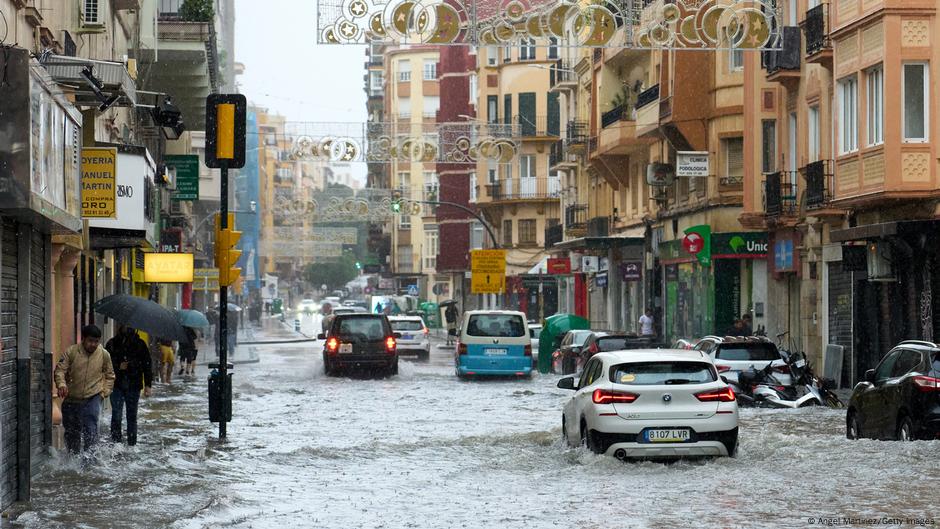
[303,252,359,290]
[179,0,214,22]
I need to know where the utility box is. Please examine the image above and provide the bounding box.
[208,367,233,423]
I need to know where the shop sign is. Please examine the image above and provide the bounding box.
[595,271,608,288]
[81,148,117,218]
[160,229,183,253]
[581,256,599,273]
[712,232,769,258]
[621,261,642,281]
[676,151,709,178]
[167,155,200,201]
[682,225,711,266]
[193,268,220,291]
[547,257,571,274]
[144,253,194,283]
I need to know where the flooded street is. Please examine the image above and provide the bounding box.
[14,317,939,529]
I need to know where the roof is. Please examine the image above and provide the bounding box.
[595,350,710,364]
[464,309,526,317]
[894,340,940,351]
[388,315,425,320]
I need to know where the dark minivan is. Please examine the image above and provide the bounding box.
[847,340,940,441]
[319,314,399,377]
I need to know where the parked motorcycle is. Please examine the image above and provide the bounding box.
[730,351,842,409]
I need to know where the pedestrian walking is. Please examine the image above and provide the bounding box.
[639,308,655,337]
[105,326,153,446]
[159,339,176,384]
[741,313,754,336]
[54,325,116,454]
[178,327,198,376]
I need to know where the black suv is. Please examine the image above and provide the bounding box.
[319,314,399,377]
[847,340,940,441]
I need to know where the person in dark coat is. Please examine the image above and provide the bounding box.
[105,326,153,446]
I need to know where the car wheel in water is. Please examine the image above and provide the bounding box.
[725,435,739,458]
[896,416,914,441]
[580,421,600,454]
[418,349,430,362]
[389,361,399,377]
[846,412,861,440]
[562,417,569,446]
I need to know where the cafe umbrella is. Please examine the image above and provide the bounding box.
[94,294,190,343]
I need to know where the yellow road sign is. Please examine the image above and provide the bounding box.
[471,249,507,294]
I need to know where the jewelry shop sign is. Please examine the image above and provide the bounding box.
[81,148,117,218]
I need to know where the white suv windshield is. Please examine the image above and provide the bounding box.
[466,314,525,337]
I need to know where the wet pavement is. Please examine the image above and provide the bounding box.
[13,314,939,528]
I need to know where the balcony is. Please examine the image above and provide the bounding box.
[587,216,610,237]
[567,120,588,145]
[565,204,589,237]
[549,60,577,92]
[478,177,561,203]
[515,115,560,138]
[764,172,799,217]
[763,26,802,87]
[803,160,833,210]
[545,224,564,249]
[635,84,660,137]
[804,3,833,68]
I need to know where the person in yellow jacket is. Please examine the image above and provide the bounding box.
[54,325,116,454]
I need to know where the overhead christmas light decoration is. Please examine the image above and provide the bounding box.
[282,122,520,163]
[269,188,434,224]
[317,0,781,49]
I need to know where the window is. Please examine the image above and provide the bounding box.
[891,350,923,378]
[469,74,478,106]
[471,221,484,249]
[399,97,411,118]
[867,65,883,146]
[370,71,383,90]
[423,224,438,270]
[487,161,498,183]
[466,314,526,337]
[333,316,389,341]
[808,105,820,162]
[423,171,439,215]
[723,137,744,185]
[423,95,439,117]
[397,245,413,272]
[503,46,511,63]
[903,63,928,142]
[487,95,498,123]
[838,76,858,153]
[874,350,901,381]
[519,38,536,60]
[423,59,437,80]
[762,120,776,173]
[715,343,781,361]
[502,219,513,247]
[398,60,411,82]
[397,172,411,195]
[519,155,535,178]
[548,37,559,59]
[518,219,537,245]
[729,27,744,71]
[486,46,497,66]
[611,362,716,385]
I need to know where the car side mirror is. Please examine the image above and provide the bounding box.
[864,369,876,383]
[720,375,729,384]
[317,333,326,340]
[556,376,577,390]
[394,332,402,339]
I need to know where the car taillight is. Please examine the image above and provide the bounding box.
[912,376,940,392]
[589,343,599,354]
[592,389,638,404]
[423,328,429,335]
[385,336,396,353]
[695,387,736,402]
[326,337,339,355]
[716,364,731,373]
[524,344,532,357]
[457,342,467,355]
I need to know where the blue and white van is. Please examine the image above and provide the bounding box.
[455,310,532,378]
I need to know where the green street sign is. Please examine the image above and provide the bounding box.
[167,155,200,201]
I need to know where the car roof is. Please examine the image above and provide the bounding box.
[893,340,940,351]
[465,310,526,317]
[333,313,384,319]
[389,316,424,321]
[594,349,711,364]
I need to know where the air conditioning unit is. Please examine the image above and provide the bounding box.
[867,242,896,282]
[80,0,105,30]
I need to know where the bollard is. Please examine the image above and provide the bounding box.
[294,319,301,332]
[208,363,233,423]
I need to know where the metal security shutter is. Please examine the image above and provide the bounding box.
[827,263,854,387]
[0,219,18,508]
[28,230,46,474]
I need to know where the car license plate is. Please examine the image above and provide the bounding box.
[795,359,806,368]
[644,429,691,443]
[339,343,353,354]
[402,334,413,340]
[485,348,507,355]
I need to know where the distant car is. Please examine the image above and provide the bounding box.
[332,307,367,317]
[528,323,543,367]
[847,340,940,441]
[319,314,399,377]
[553,330,596,374]
[455,310,532,378]
[694,336,791,386]
[389,316,431,361]
[297,299,318,313]
[558,349,739,459]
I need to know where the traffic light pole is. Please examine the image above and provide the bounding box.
[218,163,229,440]
[413,199,499,249]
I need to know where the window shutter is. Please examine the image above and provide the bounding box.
[547,92,560,136]
[504,94,512,126]
[519,92,536,136]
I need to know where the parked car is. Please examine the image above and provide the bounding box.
[529,323,542,367]
[694,336,792,386]
[389,316,431,361]
[583,333,670,357]
[455,310,532,378]
[297,299,318,313]
[319,314,399,377]
[558,349,738,458]
[847,340,940,441]
[552,330,596,374]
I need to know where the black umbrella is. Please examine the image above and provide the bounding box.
[94,294,190,342]
[439,300,458,307]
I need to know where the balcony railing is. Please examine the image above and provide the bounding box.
[483,177,561,201]
[601,104,627,129]
[805,3,831,56]
[545,224,564,249]
[549,60,575,89]
[549,140,564,167]
[764,171,799,216]
[763,26,801,75]
[635,84,659,110]
[566,120,588,144]
[803,160,833,209]
[515,115,560,137]
[565,204,588,230]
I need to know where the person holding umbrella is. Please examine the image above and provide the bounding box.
[105,325,153,446]
[54,325,116,454]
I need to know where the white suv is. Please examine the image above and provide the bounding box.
[388,316,431,361]
[559,350,739,459]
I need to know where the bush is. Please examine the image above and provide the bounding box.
[179,0,214,22]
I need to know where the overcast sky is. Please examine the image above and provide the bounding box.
[234,0,367,183]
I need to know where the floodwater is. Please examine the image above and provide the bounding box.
[14,315,939,529]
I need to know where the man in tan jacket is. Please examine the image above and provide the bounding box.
[54,325,116,453]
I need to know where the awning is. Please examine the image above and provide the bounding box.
[41,54,137,107]
[527,256,549,274]
[831,220,940,242]
[551,235,644,251]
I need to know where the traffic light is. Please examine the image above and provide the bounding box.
[355,261,362,270]
[214,213,242,287]
[390,191,403,213]
[205,94,247,169]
